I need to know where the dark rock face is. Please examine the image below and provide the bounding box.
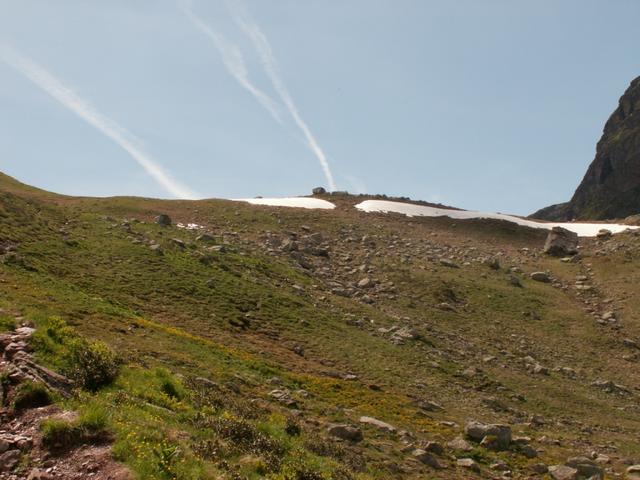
[533,76,640,220]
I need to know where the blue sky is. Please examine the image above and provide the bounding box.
[0,0,638,215]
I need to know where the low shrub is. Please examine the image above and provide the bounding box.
[13,381,52,410]
[65,340,120,391]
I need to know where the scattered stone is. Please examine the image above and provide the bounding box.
[0,449,21,472]
[591,379,630,395]
[359,416,396,433]
[596,229,612,239]
[417,400,443,412]
[195,233,216,243]
[529,463,549,474]
[627,465,640,480]
[456,458,480,473]
[27,469,55,480]
[439,259,460,268]
[447,436,473,452]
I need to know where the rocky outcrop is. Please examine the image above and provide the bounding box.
[533,76,640,220]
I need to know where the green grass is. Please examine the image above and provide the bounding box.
[0,313,15,331]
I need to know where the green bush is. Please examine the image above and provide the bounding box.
[13,381,52,410]
[65,340,120,391]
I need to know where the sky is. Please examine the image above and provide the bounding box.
[0,0,638,215]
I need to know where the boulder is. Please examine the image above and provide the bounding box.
[358,416,396,433]
[530,271,551,283]
[565,457,603,479]
[312,187,327,195]
[464,421,511,449]
[155,214,172,226]
[544,227,578,256]
[548,465,578,480]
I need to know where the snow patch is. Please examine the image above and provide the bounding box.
[235,197,336,210]
[176,222,203,230]
[355,200,637,237]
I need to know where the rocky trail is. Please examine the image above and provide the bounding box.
[0,320,130,480]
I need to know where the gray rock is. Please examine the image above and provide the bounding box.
[312,186,327,195]
[196,233,216,243]
[417,400,443,412]
[529,463,549,474]
[544,227,578,256]
[548,465,578,480]
[465,421,511,449]
[520,444,538,458]
[155,214,171,226]
[530,271,551,283]
[412,449,444,469]
[565,457,603,479]
[0,449,21,472]
[447,436,473,452]
[422,441,444,455]
[359,415,396,433]
[456,458,480,473]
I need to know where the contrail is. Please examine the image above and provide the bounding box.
[0,45,198,200]
[181,2,282,124]
[228,0,337,192]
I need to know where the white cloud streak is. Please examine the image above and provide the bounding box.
[181,2,282,124]
[228,0,337,192]
[0,45,198,200]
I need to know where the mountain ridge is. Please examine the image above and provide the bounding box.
[532,75,640,221]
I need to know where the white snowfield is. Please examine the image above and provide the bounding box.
[234,197,336,209]
[355,200,637,237]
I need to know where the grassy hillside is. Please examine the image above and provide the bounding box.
[1,172,639,479]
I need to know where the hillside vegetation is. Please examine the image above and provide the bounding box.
[1,172,640,480]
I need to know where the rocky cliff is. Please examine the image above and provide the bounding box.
[533,75,640,220]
